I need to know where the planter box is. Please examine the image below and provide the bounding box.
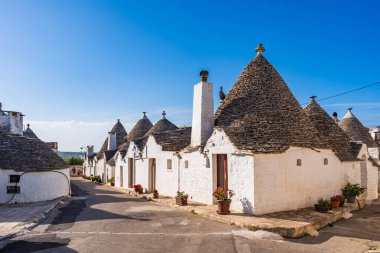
[314,204,329,213]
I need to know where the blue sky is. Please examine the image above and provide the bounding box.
[1,1,379,151]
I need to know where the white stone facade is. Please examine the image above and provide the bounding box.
[0,168,70,204]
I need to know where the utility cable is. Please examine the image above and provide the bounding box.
[301,80,380,105]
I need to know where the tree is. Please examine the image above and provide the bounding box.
[65,157,84,166]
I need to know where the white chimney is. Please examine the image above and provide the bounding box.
[87,145,94,156]
[0,103,24,135]
[107,132,117,151]
[191,70,214,147]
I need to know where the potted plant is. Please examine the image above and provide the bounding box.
[107,177,115,187]
[314,198,330,212]
[341,182,366,203]
[339,195,346,207]
[330,195,341,209]
[213,187,235,215]
[134,184,143,194]
[175,191,188,206]
[153,189,159,199]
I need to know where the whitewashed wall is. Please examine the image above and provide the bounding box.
[0,168,70,204]
[114,152,127,188]
[368,147,379,162]
[254,147,344,215]
[95,158,106,182]
[144,136,179,197]
[134,155,149,192]
[181,129,255,214]
[367,162,379,202]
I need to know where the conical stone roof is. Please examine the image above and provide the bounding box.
[338,109,377,148]
[127,112,153,141]
[144,112,178,137]
[117,113,153,158]
[0,132,67,172]
[304,98,358,161]
[214,51,329,153]
[23,124,39,140]
[97,120,127,159]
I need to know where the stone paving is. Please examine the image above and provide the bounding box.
[110,185,367,238]
[0,197,63,241]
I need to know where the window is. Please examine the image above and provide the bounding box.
[9,175,20,183]
[324,158,328,165]
[184,160,189,168]
[7,186,20,194]
[167,159,172,170]
[297,159,302,166]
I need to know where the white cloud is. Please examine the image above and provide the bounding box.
[25,106,193,151]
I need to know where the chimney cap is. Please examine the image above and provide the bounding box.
[347,107,353,112]
[310,95,317,101]
[200,70,208,82]
[332,112,338,117]
[162,111,166,119]
[143,112,147,119]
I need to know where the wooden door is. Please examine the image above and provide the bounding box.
[120,166,124,187]
[149,159,156,192]
[128,158,134,188]
[216,154,228,191]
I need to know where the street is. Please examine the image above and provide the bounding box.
[0,178,379,253]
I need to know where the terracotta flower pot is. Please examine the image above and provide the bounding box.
[330,200,340,209]
[314,204,329,213]
[153,192,159,199]
[217,199,232,215]
[175,196,187,206]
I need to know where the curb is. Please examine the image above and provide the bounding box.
[98,182,366,238]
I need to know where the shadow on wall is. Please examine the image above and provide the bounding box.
[240,197,254,215]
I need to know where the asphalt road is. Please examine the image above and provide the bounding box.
[0,178,379,253]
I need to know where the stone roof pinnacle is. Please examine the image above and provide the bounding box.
[255,43,265,55]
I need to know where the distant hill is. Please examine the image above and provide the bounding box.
[58,151,85,160]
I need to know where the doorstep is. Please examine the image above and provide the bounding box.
[105,184,365,238]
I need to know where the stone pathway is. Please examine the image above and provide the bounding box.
[0,198,63,241]
[109,184,367,238]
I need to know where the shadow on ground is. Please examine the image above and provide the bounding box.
[0,234,76,253]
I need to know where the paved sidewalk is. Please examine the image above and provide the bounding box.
[0,197,64,241]
[108,184,368,238]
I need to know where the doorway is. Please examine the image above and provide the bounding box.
[216,154,228,192]
[360,155,367,188]
[149,158,156,193]
[128,158,134,188]
[120,166,124,188]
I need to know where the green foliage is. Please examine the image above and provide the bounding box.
[341,182,366,197]
[107,177,115,183]
[65,157,84,165]
[316,198,330,208]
